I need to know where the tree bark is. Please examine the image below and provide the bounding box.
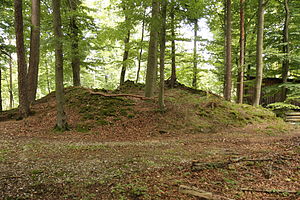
[159,0,167,110]
[28,0,41,103]
[14,0,30,118]
[253,0,265,106]
[170,1,176,88]
[237,0,245,104]
[9,54,14,109]
[224,0,232,101]
[52,0,68,130]
[192,19,198,89]
[136,9,146,83]
[69,0,81,86]
[0,67,2,111]
[120,30,131,86]
[145,0,159,97]
[281,0,290,101]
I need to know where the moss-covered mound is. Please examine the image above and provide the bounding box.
[64,87,135,128]
[165,89,278,133]
[0,85,283,136]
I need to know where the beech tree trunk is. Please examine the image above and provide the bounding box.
[136,9,146,83]
[0,67,2,111]
[145,0,159,97]
[170,2,176,88]
[28,0,40,103]
[224,0,232,101]
[14,0,30,118]
[69,0,81,86]
[9,55,14,109]
[237,0,245,104]
[52,0,68,130]
[120,30,131,86]
[253,0,265,106]
[159,0,167,110]
[281,0,290,101]
[192,19,198,89]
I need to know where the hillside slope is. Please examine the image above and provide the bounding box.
[0,84,286,140]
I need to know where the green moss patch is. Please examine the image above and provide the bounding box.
[65,87,135,127]
[166,90,279,133]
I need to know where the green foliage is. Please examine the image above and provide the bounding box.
[267,102,300,111]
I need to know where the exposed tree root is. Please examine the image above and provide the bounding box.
[87,88,151,100]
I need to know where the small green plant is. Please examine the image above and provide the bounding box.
[223,178,238,185]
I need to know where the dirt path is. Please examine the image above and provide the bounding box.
[0,124,299,199]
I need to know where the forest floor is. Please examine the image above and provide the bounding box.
[0,84,299,200]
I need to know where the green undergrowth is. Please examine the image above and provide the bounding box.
[166,90,281,133]
[65,87,135,128]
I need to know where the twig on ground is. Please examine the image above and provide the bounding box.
[241,188,299,194]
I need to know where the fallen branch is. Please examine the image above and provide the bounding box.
[191,158,272,171]
[179,185,234,200]
[87,88,151,100]
[241,188,299,195]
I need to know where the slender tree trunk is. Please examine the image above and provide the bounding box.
[170,2,176,88]
[224,0,232,101]
[253,0,265,106]
[237,0,245,104]
[136,9,146,83]
[14,0,30,118]
[120,30,131,86]
[45,57,51,94]
[9,55,14,109]
[159,0,167,110]
[145,0,159,97]
[0,67,2,111]
[192,19,198,89]
[281,0,290,101]
[69,0,81,86]
[28,0,40,103]
[222,0,227,93]
[52,0,68,130]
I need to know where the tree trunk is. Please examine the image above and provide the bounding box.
[237,0,245,104]
[159,0,167,110]
[0,67,2,111]
[136,9,146,83]
[9,54,14,109]
[14,0,30,118]
[224,0,232,101]
[222,0,226,94]
[52,0,68,130]
[145,0,159,98]
[253,0,265,106]
[120,30,131,86]
[192,19,198,89]
[69,0,81,86]
[28,0,40,103]
[281,0,290,101]
[170,1,176,88]
[45,56,51,94]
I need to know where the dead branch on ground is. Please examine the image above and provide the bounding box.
[87,88,151,100]
[179,185,235,200]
